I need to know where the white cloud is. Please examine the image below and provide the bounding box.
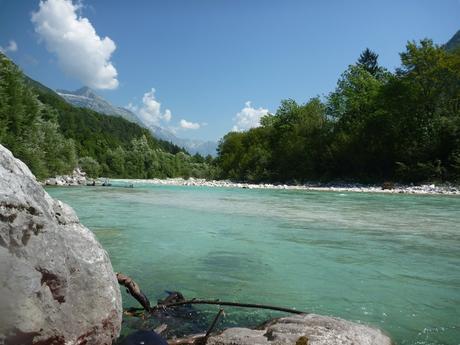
[31,0,118,90]
[126,102,138,113]
[232,101,269,131]
[179,119,200,130]
[163,109,172,122]
[0,40,18,53]
[130,88,172,126]
[128,88,201,131]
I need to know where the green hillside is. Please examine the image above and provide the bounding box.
[0,53,215,179]
[23,76,184,156]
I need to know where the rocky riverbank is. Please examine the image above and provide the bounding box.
[42,170,460,195]
[1,143,395,344]
[116,177,460,195]
[205,314,392,345]
[43,167,87,186]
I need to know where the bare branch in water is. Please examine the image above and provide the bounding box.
[116,272,151,311]
[156,299,306,315]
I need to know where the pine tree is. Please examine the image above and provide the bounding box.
[357,48,381,76]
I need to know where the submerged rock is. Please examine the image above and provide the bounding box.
[0,145,122,344]
[206,314,392,345]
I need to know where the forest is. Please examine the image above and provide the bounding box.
[0,53,215,180]
[216,39,460,183]
[1,37,459,184]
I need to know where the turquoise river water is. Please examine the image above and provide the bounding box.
[46,184,460,345]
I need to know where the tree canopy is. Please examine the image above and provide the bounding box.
[216,40,460,183]
[0,53,216,180]
[2,36,459,184]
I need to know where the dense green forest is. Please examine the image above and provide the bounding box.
[0,53,215,180]
[216,39,460,183]
[2,36,459,184]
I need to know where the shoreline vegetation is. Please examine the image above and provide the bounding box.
[2,38,460,188]
[2,37,460,187]
[215,42,460,185]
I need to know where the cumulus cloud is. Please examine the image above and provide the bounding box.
[163,109,172,122]
[127,88,201,131]
[179,119,200,130]
[31,0,118,89]
[126,102,138,113]
[232,101,269,131]
[132,88,172,126]
[0,40,18,53]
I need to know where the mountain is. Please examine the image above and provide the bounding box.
[146,125,218,157]
[1,52,207,181]
[179,139,218,157]
[58,86,218,156]
[444,30,460,52]
[57,87,143,125]
[24,83,184,157]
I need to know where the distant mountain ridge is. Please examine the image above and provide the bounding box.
[147,125,218,157]
[57,87,143,125]
[57,87,218,156]
[1,51,211,181]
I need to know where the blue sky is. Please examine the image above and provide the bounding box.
[0,0,459,141]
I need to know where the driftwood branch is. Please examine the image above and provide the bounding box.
[116,272,307,345]
[157,299,306,315]
[116,272,306,316]
[116,273,151,311]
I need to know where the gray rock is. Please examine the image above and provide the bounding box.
[45,168,87,186]
[0,145,122,344]
[44,177,57,186]
[206,314,392,345]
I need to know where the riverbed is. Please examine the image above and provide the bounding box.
[46,184,460,345]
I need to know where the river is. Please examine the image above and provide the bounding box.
[46,184,460,345]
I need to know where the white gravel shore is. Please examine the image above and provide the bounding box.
[113,177,460,195]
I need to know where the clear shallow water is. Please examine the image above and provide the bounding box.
[46,184,460,344]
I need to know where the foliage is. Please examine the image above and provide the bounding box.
[217,40,460,183]
[357,48,382,76]
[0,53,77,179]
[0,53,215,180]
[3,35,459,184]
[79,156,101,178]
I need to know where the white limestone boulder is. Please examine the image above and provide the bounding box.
[0,144,122,344]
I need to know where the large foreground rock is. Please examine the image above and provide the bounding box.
[206,314,392,345]
[0,145,122,344]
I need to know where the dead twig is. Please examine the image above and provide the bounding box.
[204,308,224,342]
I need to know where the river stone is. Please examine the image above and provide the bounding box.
[206,314,392,345]
[0,145,122,344]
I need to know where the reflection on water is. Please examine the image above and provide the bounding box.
[47,185,460,345]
